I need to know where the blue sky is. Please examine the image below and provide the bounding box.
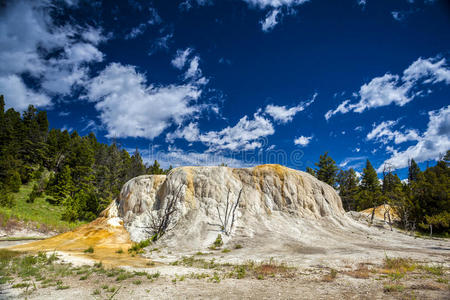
[1,0,449,178]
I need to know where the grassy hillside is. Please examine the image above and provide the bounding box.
[0,182,86,233]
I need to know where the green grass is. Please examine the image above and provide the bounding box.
[0,181,85,232]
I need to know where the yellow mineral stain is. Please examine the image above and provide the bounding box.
[361,204,399,221]
[180,166,196,209]
[9,217,153,268]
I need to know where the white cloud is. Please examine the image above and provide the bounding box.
[377,105,450,172]
[243,0,309,9]
[294,135,312,147]
[171,48,193,69]
[366,120,420,145]
[125,8,161,40]
[339,156,366,168]
[185,56,203,80]
[265,93,316,123]
[325,56,450,119]
[142,146,250,169]
[167,112,275,152]
[0,0,106,108]
[261,9,281,32]
[0,75,51,111]
[86,63,208,139]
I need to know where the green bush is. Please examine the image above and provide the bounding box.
[0,192,15,208]
[6,170,21,193]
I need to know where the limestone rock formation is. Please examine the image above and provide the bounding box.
[103,164,350,250]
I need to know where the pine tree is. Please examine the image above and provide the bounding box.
[337,168,359,211]
[408,159,421,184]
[306,167,316,177]
[359,160,382,217]
[148,160,164,175]
[314,152,338,187]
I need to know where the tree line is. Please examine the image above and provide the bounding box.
[307,151,449,235]
[0,96,171,222]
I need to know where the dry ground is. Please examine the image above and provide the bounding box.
[1,226,449,300]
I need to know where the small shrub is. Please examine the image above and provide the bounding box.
[213,234,223,248]
[84,246,94,253]
[234,244,243,249]
[147,272,160,279]
[80,275,88,280]
[384,284,404,293]
[0,193,15,208]
[132,280,142,285]
[101,284,109,290]
[211,272,220,283]
[116,248,124,254]
[221,248,231,253]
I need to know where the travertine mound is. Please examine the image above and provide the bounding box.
[104,164,350,250]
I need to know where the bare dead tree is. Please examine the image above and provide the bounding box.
[143,184,184,240]
[217,188,243,236]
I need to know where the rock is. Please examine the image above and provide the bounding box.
[104,164,349,250]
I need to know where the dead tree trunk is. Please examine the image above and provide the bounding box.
[217,188,243,236]
[145,184,184,240]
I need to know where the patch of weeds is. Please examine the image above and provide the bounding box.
[344,264,370,279]
[93,262,103,268]
[322,269,338,282]
[12,282,30,288]
[210,272,220,283]
[128,239,151,254]
[189,272,209,280]
[133,271,147,276]
[116,249,124,254]
[147,272,160,279]
[195,252,205,255]
[172,278,177,283]
[116,271,134,282]
[101,284,109,290]
[384,284,405,293]
[132,280,142,285]
[84,246,94,253]
[0,276,13,284]
[108,286,117,293]
[92,289,101,295]
[436,277,448,284]
[221,248,231,253]
[56,284,70,290]
[236,265,246,279]
[80,275,89,280]
[419,264,444,276]
[234,244,243,249]
[383,255,416,273]
[257,274,264,280]
[388,271,405,281]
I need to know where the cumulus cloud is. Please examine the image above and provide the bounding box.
[167,112,275,152]
[366,120,420,145]
[265,93,316,123]
[86,63,208,139]
[294,135,312,147]
[171,48,193,69]
[0,0,106,108]
[377,105,450,172]
[0,75,51,111]
[325,56,450,119]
